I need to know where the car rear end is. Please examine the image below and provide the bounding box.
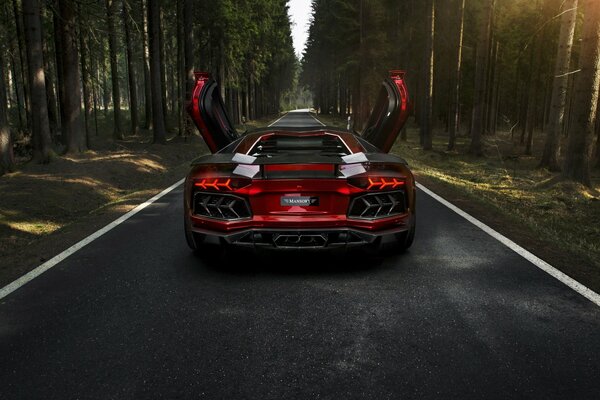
[184,132,415,253]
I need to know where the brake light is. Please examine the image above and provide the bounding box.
[348,176,405,190]
[367,177,405,190]
[193,177,251,191]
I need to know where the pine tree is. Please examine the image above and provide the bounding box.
[563,0,600,186]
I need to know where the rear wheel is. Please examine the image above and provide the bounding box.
[184,219,196,250]
[395,215,416,253]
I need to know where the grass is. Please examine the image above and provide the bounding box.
[0,127,208,274]
[392,127,600,269]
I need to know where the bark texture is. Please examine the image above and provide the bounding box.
[106,0,123,139]
[469,0,494,156]
[23,0,52,163]
[421,0,435,151]
[57,0,86,153]
[123,0,139,135]
[540,0,578,171]
[563,0,600,186]
[0,54,15,174]
[148,0,166,144]
[448,0,465,151]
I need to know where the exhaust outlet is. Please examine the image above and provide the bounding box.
[273,233,328,248]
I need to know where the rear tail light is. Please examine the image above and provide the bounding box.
[348,176,405,190]
[193,177,251,191]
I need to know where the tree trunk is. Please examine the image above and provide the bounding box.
[0,53,15,175]
[183,0,194,136]
[122,0,139,135]
[8,54,25,132]
[148,0,166,144]
[540,0,578,171]
[78,2,93,147]
[563,0,600,186]
[52,7,64,143]
[158,6,168,123]
[12,0,31,133]
[469,0,494,156]
[106,0,123,140]
[23,0,52,163]
[421,0,435,150]
[141,0,152,129]
[44,33,60,141]
[57,0,85,153]
[596,100,600,167]
[448,0,465,151]
[488,41,500,135]
[525,27,543,156]
[177,0,184,135]
[99,38,109,116]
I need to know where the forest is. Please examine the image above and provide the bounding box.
[1,0,599,189]
[0,0,296,173]
[302,0,600,188]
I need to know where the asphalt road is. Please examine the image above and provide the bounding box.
[270,109,325,128]
[1,112,599,399]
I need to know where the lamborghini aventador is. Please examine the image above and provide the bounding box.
[184,70,415,253]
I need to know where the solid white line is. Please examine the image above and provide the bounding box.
[0,178,185,301]
[309,113,326,126]
[417,183,600,307]
[268,113,287,127]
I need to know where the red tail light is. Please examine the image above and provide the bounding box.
[348,176,405,190]
[193,177,251,191]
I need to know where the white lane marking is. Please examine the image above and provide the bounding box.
[309,113,326,126]
[0,178,185,301]
[417,183,600,307]
[268,113,287,127]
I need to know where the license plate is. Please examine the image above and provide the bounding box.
[280,196,319,206]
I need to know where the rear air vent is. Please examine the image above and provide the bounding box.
[249,135,350,157]
[193,192,251,220]
[348,191,406,219]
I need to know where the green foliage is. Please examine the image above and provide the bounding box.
[195,0,295,107]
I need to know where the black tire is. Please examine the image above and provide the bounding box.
[184,219,197,250]
[395,215,416,253]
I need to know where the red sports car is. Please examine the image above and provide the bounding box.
[184,71,415,254]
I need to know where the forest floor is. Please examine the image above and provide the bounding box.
[319,113,600,292]
[0,114,278,287]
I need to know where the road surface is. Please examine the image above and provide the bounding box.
[1,112,599,399]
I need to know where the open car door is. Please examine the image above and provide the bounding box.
[187,72,238,153]
[361,70,410,153]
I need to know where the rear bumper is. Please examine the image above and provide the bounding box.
[189,225,411,252]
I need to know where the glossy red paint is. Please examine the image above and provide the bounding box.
[380,71,410,152]
[188,73,217,152]
[184,170,416,235]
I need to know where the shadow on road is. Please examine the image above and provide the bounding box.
[192,249,391,277]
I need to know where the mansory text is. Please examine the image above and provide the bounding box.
[184,70,415,253]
